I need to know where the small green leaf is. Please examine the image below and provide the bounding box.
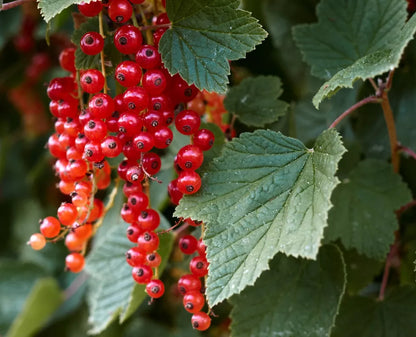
[86,191,174,333]
[175,128,346,306]
[159,0,267,93]
[224,76,289,127]
[38,0,83,23]
[231,245,346,337]
[326,159,412,260]
[293,0,416,108]
[7,278,63,337]
[332,287,416,337]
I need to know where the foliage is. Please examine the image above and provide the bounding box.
[0,0,416,336]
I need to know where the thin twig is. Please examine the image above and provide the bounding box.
[398,145,416,161]
[329,96,382,129]
[63,272,89,300]
[368,78,378,91]
[0,0,32,11]
[98,12,108,94]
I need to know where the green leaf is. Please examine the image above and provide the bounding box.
[325,159,412,260]
[38,0,83,23]
[293,0,416,108]
[86,190,174,334]
[231,245,346,337]
[0,261,48,335]
[332,287,416,337]
[7,278,63,337]
[159,0,267,93]
[224,76,289,127]
[175,128,346,306]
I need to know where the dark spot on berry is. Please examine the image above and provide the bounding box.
[119,36,127,45]
[144,232,151,241]
[151,286,160,294]
[196,261,204,269]
[141,210,148,218]
[183,125,191,133]
[108,141,117,149]
[137,141,144,149]
[186,185,194,192]
[85,149,93,157]
[154,78,162,86]
[165,116,173,124]
[184,88,193,97]
[153,102,161,110]
[186,303,194,310]
[151,120,158,127]
[112,111,120,118]
[128,102,136,110]
[66,117,73,122]
[78,133,85,139]
[119,126,126,133]
[116,15,124,23]
[131,173,139,181]
[94,160,105,169]
[85,35,94,45]
[136,268,144,276]
[125,252,131,259]
[95,98,103,107]
[130,197,137,205]
[151,161,158,169]
[117,73,125,82]
[185,161,192,169]
[127,228,134,235]
[165,138,172,145]
[88,120,96,128]
[84,76,92,84]
[193,322,199,329]
[147,253,155,261]
[145,49,154,57]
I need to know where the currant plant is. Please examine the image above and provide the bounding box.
[1,0,416,336]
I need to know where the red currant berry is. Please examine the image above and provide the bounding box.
[135,45,161,69]
[133,131,154,152]
[108,0,132,23]
[177,170,202,195]
[145,251,161,268]
[72,223,93,240]
[28,233,46,250]
[167,179,183,205]
[57,202,78,227]
[101,136,122,158]
[123,181,142,196]
[84,119,108,142]
[142,69,167,95]
[183,291,205,313]
[150,94,174,112]
[176,145,204,171]
[190,256,209,277]
[66,253,85,273]
[146,279,165,298]
[114,25,142,54]
[132,264,153,284]
[83,141,105,162]
[127,193,149,213]
[89,93,114,119]
[137,209,160,231]
[126,246,146,267]
[142,152,161,175]
[192,128,215,151]
[80,69,105,93]
[59,47,76,73]
[153,127,173,149]
[80,31,104,55]
[39,216,61,238]
[126,225,141,243]
[123,87,149,112]
[191,312,211,331]
[175,110,201,135]
[178,274,202,295]
[115,61,142,87]
[179,234,198,255]
[126,165,145,183]
[171,74,199,103]
[137,231,160,253]
[78,1,103,17]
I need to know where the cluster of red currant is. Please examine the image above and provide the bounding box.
[27,0,216,330]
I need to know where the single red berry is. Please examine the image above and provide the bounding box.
[115,60,142,87]
[167,178,183,205]
[171,74,199,103]
[80,69,105,93]
[123,87,149,112]
[179,234,199,255]
[137,231,160,253]
[177,170,202,195]
[191,312,211,331]
[83,141,105,162]
[127,193,149,214]
[84,119,108,142]
[126,225,141,243]
[121,203,137,224]
[133,131,154,152]
[78,1,103,17]
[108,0,132,23]
[66,253,85,273]
[132,264,153,284]
[59,47,76,73]
[40,216,61,238]
[142,69,167,95]
[190,256,209,277]
[192,129,215,151]
[114,25,142,54]
[80,31,104,55]
[123,181,142,197]
[143,110,164,132]
[145,251,161,268]
[142,152,161,175]
[101,136,122,158]
[57,202,78,227]
[72,223,93,240]
[153,127,173,149]
[126,165,145,183]
[126,246,146,267]
[137,209,160,231]
[89,93,114,119]
[183,291,205,313]
[150,94,174,112]
[176,145,204,171]
[47,77,76,101]
[28,233,46,250]
[135,45,161,69]
[175,110,201,135]
[146,279,165,298]
[178,274,202,295]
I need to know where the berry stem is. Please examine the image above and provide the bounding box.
[329,96,382,129]
[0,0,32,11]
[138,4,154,45]
[378,239,399,301]
[93,177,120,231]
[63,272,89,300]
[368,78,378,91]
[131,10,140,28]
[98,12,108,94]
[75,70,84,109]
[398,144,416,161]
[381,90,399,173]
[82,169,97,225]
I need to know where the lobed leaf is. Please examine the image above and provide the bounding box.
[230,245,346,337]
[175,128,346,306]
[38,0,85,23]
[325,159,412,260]
[160,0,267,93]
[224,76,289,127]
[293,0,416,108]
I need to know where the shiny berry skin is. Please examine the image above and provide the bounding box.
[143,110,164,131]
[40,216,61,238]
[145,252,161,268]
[153,127,173,149]
[150,94,173,112]
[123,181,142,196]
[80,69,105,93]
[108,0,132,23]
[167,178,183,205]
[78,1,103,16]
[65,252,85,273]
[146,279,165,298]
[83,141,104,162]
[80,31,104,55]
[121,204,136,223]
[101,136,122,158]
[191,312,211,331]
[177,170,202,195]
[118,112,143,137]
[192,129,215,151]
[132,264,153,284]
[59,47,76,73]
[142,152,161,175]
[178,274,202,295]
[183,291,205,313]
[190,256,209,277]
[47,77,76,100]
[123,87,149,112]
[28,233,46,250]
[57,202,78,226]
[133,131,154,152]
[127,193,149,213]
[152,28,166,47]
[114,25,142,54]
[137,231,160,253]
[137,209,159,231]
[72,223,93,240]
[175,110,201,135]
[135,45,161,69]
[115,61,142,87]
[126,225,141,243]
[171,75,199,103]
[142,69,167,95]
[89,93,114,119]
[126,246,146,267]
[179,234,198,255]
[126,165,144,183]
[176,145,204,171]
[84,119,108,142]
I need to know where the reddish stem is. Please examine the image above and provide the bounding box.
[398,144,416,161]
[378,242,398,300]
[329,96,382,129]
[0,0,32,11]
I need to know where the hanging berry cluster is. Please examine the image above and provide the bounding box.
[27,0,220,331]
